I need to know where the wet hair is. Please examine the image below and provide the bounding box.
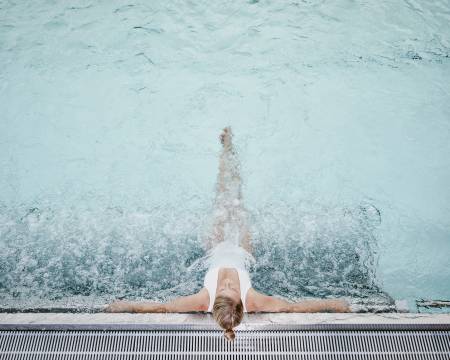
[212,295,244,341]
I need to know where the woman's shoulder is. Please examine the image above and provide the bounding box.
[197,287,211,311]
[244,287,258,312]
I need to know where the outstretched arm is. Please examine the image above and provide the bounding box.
[248,288,350,313]
[105,288,209,313]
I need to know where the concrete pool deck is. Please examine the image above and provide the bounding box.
[1,313,449,328]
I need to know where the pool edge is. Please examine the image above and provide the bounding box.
[1,313,449,331]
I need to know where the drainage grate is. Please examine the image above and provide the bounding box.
[0,326,449,359]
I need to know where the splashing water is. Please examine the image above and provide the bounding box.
[0,199,391,311]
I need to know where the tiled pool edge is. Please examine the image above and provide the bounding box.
[1,313,449,329]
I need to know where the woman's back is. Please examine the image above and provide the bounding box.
[204,266,252,312]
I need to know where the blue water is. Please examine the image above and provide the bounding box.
[0,0,449,312]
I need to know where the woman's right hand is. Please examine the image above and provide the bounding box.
[329,299,351,313]
[104,300,135,313]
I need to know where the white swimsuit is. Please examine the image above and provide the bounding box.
[203,242,254,312]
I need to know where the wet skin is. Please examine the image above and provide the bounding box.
[216,269,241,304]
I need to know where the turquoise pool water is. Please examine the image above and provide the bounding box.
[0,0,449,312]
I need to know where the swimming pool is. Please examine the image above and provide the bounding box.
[0,0,449,313]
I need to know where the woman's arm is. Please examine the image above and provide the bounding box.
[248,288,350,313]
[105,288,209,313]
[288,299,350,313]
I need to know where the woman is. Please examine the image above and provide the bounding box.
[105,127,350,341]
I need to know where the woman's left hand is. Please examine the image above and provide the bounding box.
[104,300,134,313]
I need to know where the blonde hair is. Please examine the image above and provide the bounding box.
[212,295,244,341]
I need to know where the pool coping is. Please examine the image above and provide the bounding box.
[1,313,449,331]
